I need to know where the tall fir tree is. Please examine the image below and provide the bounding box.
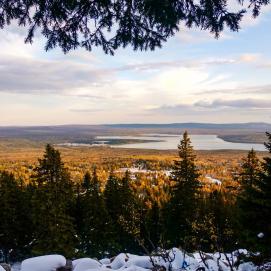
[195,190,237,252]
[104,170,141,254]
[30,144,76,257]
[256,133,271,256]
[78,169,110,258]
[118,171,142,253]
[165,131,201,250]
[103,171,123,254]
[237,136,271,256]
[237,149,262,248]
[145,200,162,250]
[0,171,32,262]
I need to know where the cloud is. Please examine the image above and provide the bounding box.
[115,57,237,73]
[196,98,271,109]
[0,20,270,125]
[239,53,261,63]
[148,98,271,116]
[194,84,271,95]
[69,108,104,113]
[0,51,240,100]
[176,23,233,44]
[147,103,193,113]
[0,55,113,96]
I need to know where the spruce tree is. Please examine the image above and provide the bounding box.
[0,171,32,262]
[256,133,271,255]
[118,171,141,252]
[31,144,76,257]
[104,171,122,221]
[103,171,123,254]
[145,200,162,250]
[104,170,141,254]
[196,190,237,252]
[237,148,262,248]
[165,131,201,249]
[237,136,271,256]
[239,149,261,189]
[79,169,110,258]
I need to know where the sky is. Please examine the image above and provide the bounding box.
[0,7,271,125]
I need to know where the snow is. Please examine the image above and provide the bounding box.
[124,255,153,269]
[11,248,270,271]
[0,266,6,271]
[20,255,66,271]
[73,258,101,271]
[238,262,258,271]
[116,168,172,178]
[205,176,222,185]
[11,262,21,271]
[100,258,111,265]
[123,265,151,271]
[110,253,128,269]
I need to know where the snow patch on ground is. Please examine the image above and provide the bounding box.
[10,248,269,271]
[73,258,101,271]
[20,255,66,271]
[205,176,222,185]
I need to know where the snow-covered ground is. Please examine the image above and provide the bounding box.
[10,248,269,271]
[205,176,222,185]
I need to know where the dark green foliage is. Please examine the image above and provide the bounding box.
[2,135,271,261]
[104,170,141,254]
[237,135,271,257]
[30,144,76,258]
[103,171,125,254]
[118,171,143,253]
[77,169,110,258]
[237,149,262,249]
[144,200,163,250]
[195,190,237,252]
[82,171,91,190]
[165,131,201,250]
[104,171,122,221]
[1,0,268,54]
[0,172,32,262]
[256,133,271,256]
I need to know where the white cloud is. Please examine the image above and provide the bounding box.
[0,17,270,125]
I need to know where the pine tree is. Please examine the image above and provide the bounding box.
[79,169,110,258]
[0,171,32,262]
[82,171,91,190]
[239,149,261,189]
[256,133,271,255]
[103,171,123,254]
[104,170,142,254]
[165,131,201,250]
[118,171,141,252]
[195,190,237,252]
[237,149,263,250]
[104,170,122,220]
[237,148,262,245]
[30,144,76,257]
[237,136,271,256]
[145,200,162,250]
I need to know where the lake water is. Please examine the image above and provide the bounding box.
[96,134,266,151]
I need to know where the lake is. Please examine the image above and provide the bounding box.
[96,134,266,151]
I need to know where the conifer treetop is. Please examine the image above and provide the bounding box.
[0,0,268,54]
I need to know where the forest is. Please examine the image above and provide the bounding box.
[0,131,270,269]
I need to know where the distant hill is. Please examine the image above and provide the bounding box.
[105,122,271,130]
[0,122,270,144]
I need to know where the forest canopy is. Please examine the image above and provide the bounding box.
[0,0,269,54]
